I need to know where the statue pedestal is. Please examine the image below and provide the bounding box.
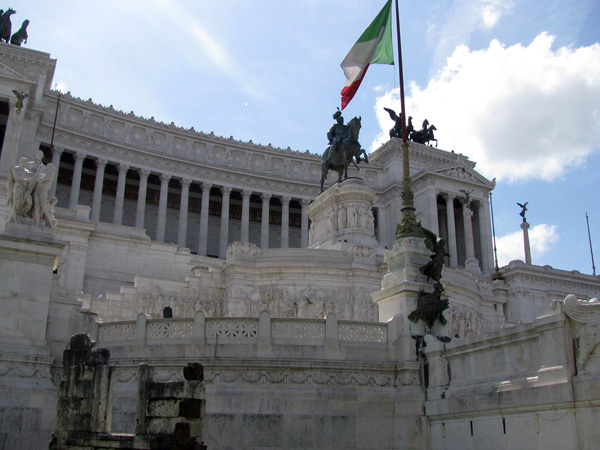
[306,179,381,254]
[373,236,449,356]
[0,225,63,351]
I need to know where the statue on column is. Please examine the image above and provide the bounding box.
[517,202,528,222]
[7,150,58,229]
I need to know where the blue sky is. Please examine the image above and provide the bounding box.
[11,0,600,275]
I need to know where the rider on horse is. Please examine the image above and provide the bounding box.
[327,109,347,156]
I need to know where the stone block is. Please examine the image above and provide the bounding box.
[179,398,203,418]
[146,398,179,418]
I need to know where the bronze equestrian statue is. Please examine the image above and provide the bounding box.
[320,112,369,193]
[10,19,28,46]
[0,8,16,43]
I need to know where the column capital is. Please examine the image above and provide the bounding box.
[201,182,213,191]
[242,189,253,199]
[301,198,311,207]
[281,195,291,204]
[180,177,192,188]
[159,173,172,184]
[138,168,151,178]
[95,158,108,169]
[51,145,64,155]
[117,163,130,174]
[261,192,272,202]
[73,152,86,163]
[221,186,233,195]
[443,192,455,202]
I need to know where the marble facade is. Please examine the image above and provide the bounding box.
[0,43,599,449]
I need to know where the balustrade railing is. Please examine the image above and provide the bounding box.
[95,312,390,348]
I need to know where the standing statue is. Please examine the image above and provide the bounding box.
[419,227,449,288]
[409,119,438,147]
[383,107,413,140]
[320,114,369,193]
[0,8,16,43]
[7,150,57,229]
[12,89,27,113]
[10,19,28,46]
[517,202,528,222]
[459,189,473,206]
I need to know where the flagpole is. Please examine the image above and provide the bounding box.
[394,0,420,238]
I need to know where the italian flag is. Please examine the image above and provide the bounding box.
[340,0,394,110]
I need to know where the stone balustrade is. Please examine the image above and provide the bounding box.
[95,311,390,348]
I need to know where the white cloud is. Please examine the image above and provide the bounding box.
[479,0,513,29]
[429,0,514,73]
[373,33,600,182]
[496,224,560,266]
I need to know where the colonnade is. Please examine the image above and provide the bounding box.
[48,147,311,258]
[427,192,494,274]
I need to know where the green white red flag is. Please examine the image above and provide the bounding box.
[340,0,394,110]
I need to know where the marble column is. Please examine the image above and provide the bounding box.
[156,174,171,242]
[463,203,481,274]
[135,169,151,229]
[478,197,494,273]
[177,178,191,248]
[241,190,252,243]
[445,194,458,267]
[0,102,25,175]
[113,163,129,225]
[261,193,271,249]
[219,187,232,259]
[301,199,310,248]
[281,196,290,248]
[68,152,85,209]
[521,221,532,264]
[376,207,386,247]
[90,158,107,222]
[198,182,212,256]
[424,187,439,236]
[48,146,63,199]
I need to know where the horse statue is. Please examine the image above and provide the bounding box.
[383,107,414,139]
[320,116,369,193]
[410,119,438,147]
[0,8,16,43]
[10,19,28,46]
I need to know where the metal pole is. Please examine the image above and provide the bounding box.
[393,0,420,238]
[586,212,596,276]
[489,192,500,274]
[50,90,61,152]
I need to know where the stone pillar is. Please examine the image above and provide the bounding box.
[198,182,212,256]
[376,207,385,247]
[260,193,271,249]
[112,163,129,225]
[478,197,494,273]
[0,101,25,176]
[48,146,63,199]
[219,186,232,259]
[444,194,458,267]
[301,199,310,248]
[68,152,85,209]
[425,188,439,236]
[241,190,252,243]
[177,178,191,248]
[135,169,150,229]
[463,203,481,274]
[156,174,171,242]
[90,158,107,222]
[281,196,290,248]
[522,221,532,264]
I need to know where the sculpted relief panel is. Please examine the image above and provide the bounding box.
[224,285,376,321]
